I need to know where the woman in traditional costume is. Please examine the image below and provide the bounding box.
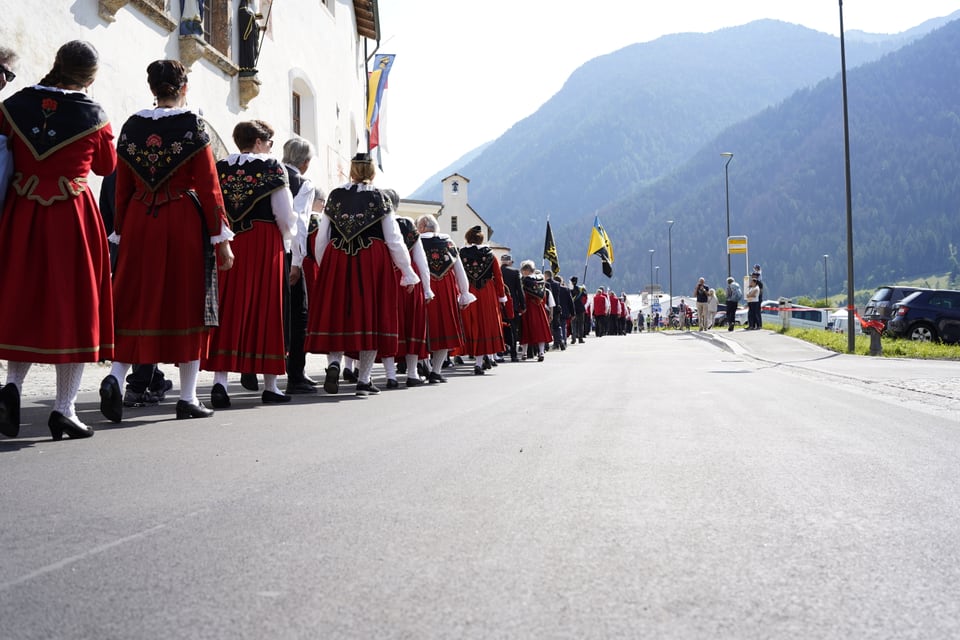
[203,119,297,407]
[379,192,433,389]
[100,60,234,423]
[305,153,419,397]
[0,41,115,440]
[519,261,553,362]
[458,226,506,375]
[416,214,475,383]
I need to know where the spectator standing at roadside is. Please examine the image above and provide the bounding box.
[745,276,762,330]
[706,288,719,330]
[725,277,742,332]
[694,277,710,332]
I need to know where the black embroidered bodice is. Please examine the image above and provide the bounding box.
[1,87,107,160]
[522,275,546,299]
[216,157,287,233]
[397,217,420,252]
[323,185,390,256]
[459,245,495,289]
[117,112,210,191]
[422,235,457,279]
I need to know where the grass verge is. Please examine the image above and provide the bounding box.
[774,326,960,360]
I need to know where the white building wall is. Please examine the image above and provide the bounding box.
[3,0,371,197]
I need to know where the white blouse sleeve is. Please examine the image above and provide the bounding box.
[453,254,477,306]
[382,214,419,286]
[410,239,434,301]
[313,214,331,265]
[270,187,298,250]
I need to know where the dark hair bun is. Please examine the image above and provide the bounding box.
[147,60,187,99]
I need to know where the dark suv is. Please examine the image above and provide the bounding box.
[863,285,929,329]
[887,289,960,343]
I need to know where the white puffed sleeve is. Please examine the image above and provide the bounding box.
[453,253,477,307]
[313,214,331,265]
[382,214,419,286]
[270,187,298,251]
[410,239,434,301]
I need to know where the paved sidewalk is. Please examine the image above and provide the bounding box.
[684,327,960,418]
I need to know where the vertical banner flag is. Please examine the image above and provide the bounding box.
[587,215,614,277]
[367,54,395,165]
[544,220,560,274]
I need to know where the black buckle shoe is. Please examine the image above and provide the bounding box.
[99,375,123,423]
[210,383,231,409]
[355,381,380,396]
[176,400,214,419]
[0,382,21,438]
[324,363,341,394]
[49,411,94,440]
[262,390,292,404]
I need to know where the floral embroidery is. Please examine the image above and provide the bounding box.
[41,98,58,114]
[423,236,455,278]
[118,116,209,188]
[460,246,494,289]
[218,163,286,224]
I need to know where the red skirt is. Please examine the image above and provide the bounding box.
[202,222,286,374]
[425,272,465,352]
[113,195,209,363]
[305,240,399,355]
[393,267,428,358]
[0,191,113,363]
[521,294,553,344]
[460,282,505,356]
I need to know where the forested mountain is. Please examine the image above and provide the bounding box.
[407,14,959,298]
[571,17,960,299]
[411,20,914,232]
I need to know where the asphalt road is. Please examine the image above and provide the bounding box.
[2,332,959,639]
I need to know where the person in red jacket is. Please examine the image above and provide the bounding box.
[592,287,609,337]
[607,290,622,335]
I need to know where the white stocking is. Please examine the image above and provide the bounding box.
[264,374,282,395]
[53,363,84,418]
[5,361,32,391]
[358,350,376,384]
[405,354,419,380]
[431,350,448,375]
[179,360,199,404]
[382,356,397,380]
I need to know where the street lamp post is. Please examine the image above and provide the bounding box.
[839,0,856,354]
[667,220,674,311]
[721,152,734,279]
[649,249,655,301]
[655,266,660,289]
[823,254,829,307]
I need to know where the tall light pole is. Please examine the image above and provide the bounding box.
[655,266,660,289]
[839,0,856,353]
[649,249,655,300]
[823,254,829,307]
[667,220,674,309]
[721,152,734,279]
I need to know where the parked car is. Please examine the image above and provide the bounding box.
[863,285,930,329]
[887,289,960,343]
[713,307,747,327]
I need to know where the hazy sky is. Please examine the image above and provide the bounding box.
[374,1,960,196]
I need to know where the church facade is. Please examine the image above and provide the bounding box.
[3,0,380,194]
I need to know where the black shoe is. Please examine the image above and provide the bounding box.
[510,356,519,363]
[176,400,214,419]
[405,377,425,387]
[396,361,407,375]
[355,381,380,396]
[441,359,452,369]
[578,339,584,344]
[386,378,399,389]
[99,375,123,423]
[537,354,545,362]
[417,362,430,378]
[210,383,231,409]
[342,367,357,383]
[262,390,292,404]
[427,372,446,384]
[148,378,174,402]
[482,356,492,370]
[48,411,94,441]
[0,382,20,438]
[240,373,259,391]
[324,363,341,394]
[302,374,319,387]
[285,380,317,395]
[474,366,485,375]
[454,356,464,365]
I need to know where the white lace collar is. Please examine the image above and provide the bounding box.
[224,152,274,166]
[133,107,196,120]
[337,181,378,192]
[32,84,85,95]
